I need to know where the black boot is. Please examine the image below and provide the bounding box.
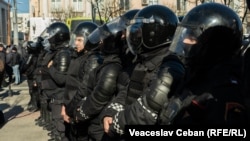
[28,90,39,112]
[43,110,54,131]
[48,131,68,141]
[35,116,43,123]
[0,110,5,126]
[36,103,46,126]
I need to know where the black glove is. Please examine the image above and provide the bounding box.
[159,91,213,125]
[158,97,182,125]
[187,93,214,119]
[191,93,214,108]
[74,98,87,123]
[68,117,76,125]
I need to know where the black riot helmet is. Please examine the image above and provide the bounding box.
[126,5,178,55]
[69,21,98,49]
[85,9,140,54]
[41,22,70,50]
[169,3,243,67]
[122,9,140,22]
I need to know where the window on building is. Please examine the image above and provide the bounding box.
[177,0,181,11]
[73,0,83,11]
[149,0,158,5]
[177,0,186,12]
[51,0,62,11]
[120,0,129,10]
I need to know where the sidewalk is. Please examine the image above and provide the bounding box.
[0,76,50,141]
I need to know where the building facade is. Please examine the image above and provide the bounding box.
[30,0,92,18]
[2,0,247,45]
[16,13,29,34]
[29,0,247,19]
[2,0,246,43]
[0,0,9,44]
[10,11,29,45]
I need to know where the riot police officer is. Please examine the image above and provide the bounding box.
[101,5,185,138]
[243,0,250,123]
[64,22,104,141]
[61,21,98,141]
[63,21,98,108]
[160,3,247,125]
[73,9,139,141]
[40,22,71,141]
[22,39,44,112]
[33,37,50,126]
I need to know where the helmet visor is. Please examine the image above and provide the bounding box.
[87,17,127,45]
[40,26,58,41]
[40,27,50,39]
[169,26,198,58]
[86,26,106,45]
[126,17,161,55]
[126,22,143,55]
[106,16,127,34]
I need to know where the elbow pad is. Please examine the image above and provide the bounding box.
[146,71,173,112]
[92,65,121,104]
[55,50,71,72]
[146,60,185,112]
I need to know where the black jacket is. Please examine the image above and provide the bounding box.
[101,47,185,136]
[22,54,38,79]
[63,49,86,106]
[66,51,103,117]
[11,52,21,66]
[33,49,48,87]
[41,47,71,101]
[172,57,247,125]
[75,54,123,141]
[75,54,122,122]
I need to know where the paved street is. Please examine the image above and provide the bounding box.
[0,76,50,141]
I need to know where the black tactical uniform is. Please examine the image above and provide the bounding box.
[242,35,250,123]
[40,22,71,141]
[65,48,103,141]
[100,5,185,138]
[160,3,247,125]
[65,26,104,141]
[73,12,141,140]
[34,47,51,129]
[21,40,43,112]
[34,47,49,120]
[63,21,98,141]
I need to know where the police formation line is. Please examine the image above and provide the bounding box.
[17,3,250,141]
